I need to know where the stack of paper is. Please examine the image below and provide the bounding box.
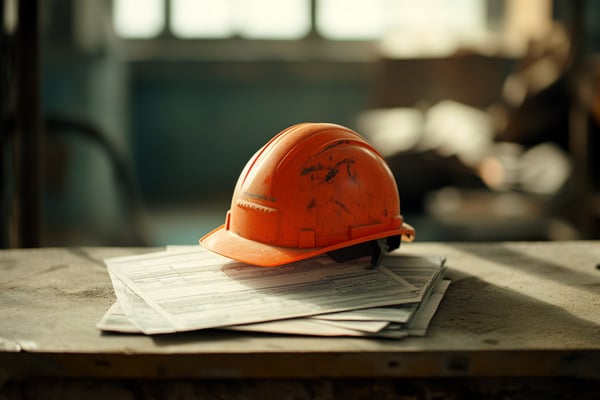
[98,246,449,338]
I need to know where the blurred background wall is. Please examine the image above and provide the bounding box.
[2,0,599,247]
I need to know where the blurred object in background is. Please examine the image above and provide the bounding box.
[359,0,599,241]
[500,22,572,150]
[421,100,495,168]
[1,0,43,248]
[477,142,572,196]
[358,101,495,215]
[356,108,423,157]
[581,56,600,191]
[42,116,146,246]
[1,0,145,247]
[3,0,599,247]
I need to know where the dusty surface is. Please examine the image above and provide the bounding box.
[0,242,599,380]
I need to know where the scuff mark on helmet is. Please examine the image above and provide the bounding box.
[334,199,352,214]
[300,163,324,177]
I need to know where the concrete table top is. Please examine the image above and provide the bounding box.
[1,241,599,380]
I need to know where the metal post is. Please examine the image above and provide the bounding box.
[15,0,42,247]
[0,0,8,248]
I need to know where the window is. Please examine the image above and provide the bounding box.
[233,0,311,40]
[113,0,487,41]
[316,0,386,40]
[170,0,233,38]
[113,0,311,40]
[113,0,165,39]
[112,0,553,58]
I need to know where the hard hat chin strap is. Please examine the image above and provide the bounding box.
[326,235,401,268]
[370,238,388,269]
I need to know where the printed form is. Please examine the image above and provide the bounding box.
[105,248,418,334]
[314,255,446,323]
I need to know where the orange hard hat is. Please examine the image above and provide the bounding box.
[200,122,415,267]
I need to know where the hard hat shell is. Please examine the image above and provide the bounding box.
[200,122,415,267]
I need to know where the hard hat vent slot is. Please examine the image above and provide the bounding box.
[237,199,277,214]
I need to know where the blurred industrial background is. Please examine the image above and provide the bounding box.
[1,0,599,248]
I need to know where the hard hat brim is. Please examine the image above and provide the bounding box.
[199,223,415,267]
